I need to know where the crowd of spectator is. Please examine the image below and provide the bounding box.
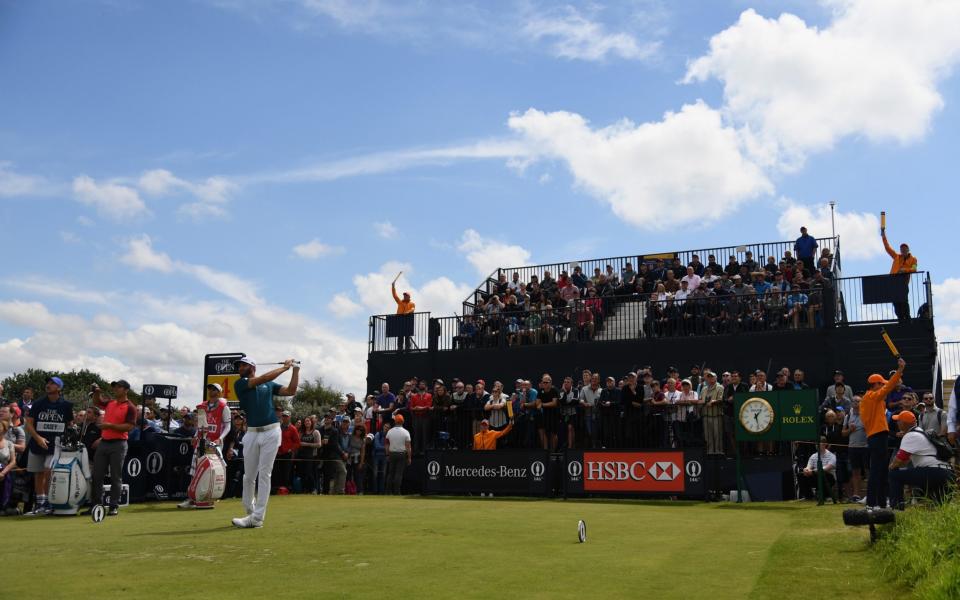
[457,231,839,348]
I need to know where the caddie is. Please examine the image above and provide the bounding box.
[179,383,231,509]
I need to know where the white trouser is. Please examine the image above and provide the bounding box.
[241,426,281,522]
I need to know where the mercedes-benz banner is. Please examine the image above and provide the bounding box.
[423,451,552,495]
[564,449,707,498]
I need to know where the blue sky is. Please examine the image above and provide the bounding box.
[2,0,960,401]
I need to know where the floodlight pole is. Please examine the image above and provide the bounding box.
[829,201,836,240]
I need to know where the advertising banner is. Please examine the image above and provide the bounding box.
[204,353,245,408]
[423,450,552,495]
[734,390,819,442]
[564,449,706,497]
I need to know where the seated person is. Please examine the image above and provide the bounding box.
[799,438,838,502]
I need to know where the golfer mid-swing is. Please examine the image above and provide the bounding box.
[231,357,299,529]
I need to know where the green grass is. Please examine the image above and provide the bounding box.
[3,497,899,599]
[876,496,960,600]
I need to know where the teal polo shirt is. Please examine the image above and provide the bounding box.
[235,378,281,428]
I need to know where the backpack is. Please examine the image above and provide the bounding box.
[913,428,954,462]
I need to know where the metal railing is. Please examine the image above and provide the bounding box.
[939,342,960,381]
[462,236,840,313]
[370,272,933,354]
[369,312,432,353]
[835,271,931,324]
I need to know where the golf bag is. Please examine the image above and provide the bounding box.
[48,427,91,516]
[187,408,227,505]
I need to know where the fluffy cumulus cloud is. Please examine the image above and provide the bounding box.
[457,229,532,276]
[0,161,49,197]
[327,293,363,318]
[684,1,960,168]
[521,5,659,62]
[291,238,345,259]
[72,175,149,221]
[508,102,773,229]
[775,200,881,260]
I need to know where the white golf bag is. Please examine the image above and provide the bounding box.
[187,408,227,504]
[48,427,91,516]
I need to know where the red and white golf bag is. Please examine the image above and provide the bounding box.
[186,408,227,506]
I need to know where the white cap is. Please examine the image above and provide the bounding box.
[235,356,256,369]
[206,383,223,392]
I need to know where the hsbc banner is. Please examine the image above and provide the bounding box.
[564,449,707,498]
[423,451,552,496]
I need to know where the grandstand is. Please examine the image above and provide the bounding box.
[368,235,939,400]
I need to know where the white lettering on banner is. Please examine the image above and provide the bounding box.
[443,465,529,478]
[685,460,702,480]
[146,451,164,474]
[586,461,648,481]
[37,422,66,433]
[127,458,142,478]
[143,385,154,396]
[215,360,234,374]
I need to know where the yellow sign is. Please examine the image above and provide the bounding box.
[207,374,240,406]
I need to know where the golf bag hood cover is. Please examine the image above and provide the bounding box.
[188,451,227,503]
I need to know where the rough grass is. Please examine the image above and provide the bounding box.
[2,496,895,600]
[875,496,960,600]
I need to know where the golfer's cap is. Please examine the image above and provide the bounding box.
[393,414,404,425]
[234,356,256,369]
[892,410,917,425]
[833,369,844,376]
[206,383,223,393]
[867,373,887,384]
[480,419,490,425]
[46,376,64,389]
[281,410,291,417]
[705,371,717,377]
[110,379,131,389]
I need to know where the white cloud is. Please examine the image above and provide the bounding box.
[72,175,149,221]
[458,229,532,276]
[684,2,960,168]
[328,293,362,318]
[120,235,264,306]
[351,261,472,317]
[522,5,659,62]
[775,200,881,260]
[508,101,773,229]
[77,215,95,227]
[933,278,960,344]
[292,238,345,260]
[121,235,176,273]
[0,162,49,197]
[374,221,398,239]
[138,168,237,218]
[2,277,112,305]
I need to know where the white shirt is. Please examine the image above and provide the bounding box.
[899,430,949,469]
[681,274,701,290]
[949,387,958,434]
[750,383,773,392]
[805,450,837,472]
[385,426,411,453]
[675,289,690,303]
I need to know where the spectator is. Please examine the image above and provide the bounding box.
[473,418,513,450]
[296,417,321,494]
[273,410,300,492]
[558,377,578,450]
[17,387,34,419]
[663,270,680,294]
[786,286,811,329]
[843,397,868,503]
[791,370,810,390]
[0,404,26,456]
[862,358,906,509]
[701,371,724,456]
[384,415,411,495]
[579,373,601,449]
[24,376,74,516]
[681,267,701,292]
[376,383,396,428]
[347,425,366,494]
[688,255,705,277]
[880,227,917,324]
[799,438,837,502]
[484,381,509,432]
[597,376,620,449]
[724,371,748,455]
[724,255,740,277]
[539,375,560,450]
[794,226,818,273]
[466,380,490,439]
[917,392,947,439]
[0,421,16,510]
[410,380,433,455]
[742,251,758,274]
[319,413,346,494]
[888,410,955,509]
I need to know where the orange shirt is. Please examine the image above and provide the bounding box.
[392,285,416,314]
[473,423,512,450]
[861,371,901,437]
[882,237,917,275]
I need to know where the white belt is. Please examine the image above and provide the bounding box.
[248,422,280,432]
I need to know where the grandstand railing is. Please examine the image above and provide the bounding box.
[369,312,432,354]
[369,272,932,353]
[939,341,960,381]
[462,236,841,314]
